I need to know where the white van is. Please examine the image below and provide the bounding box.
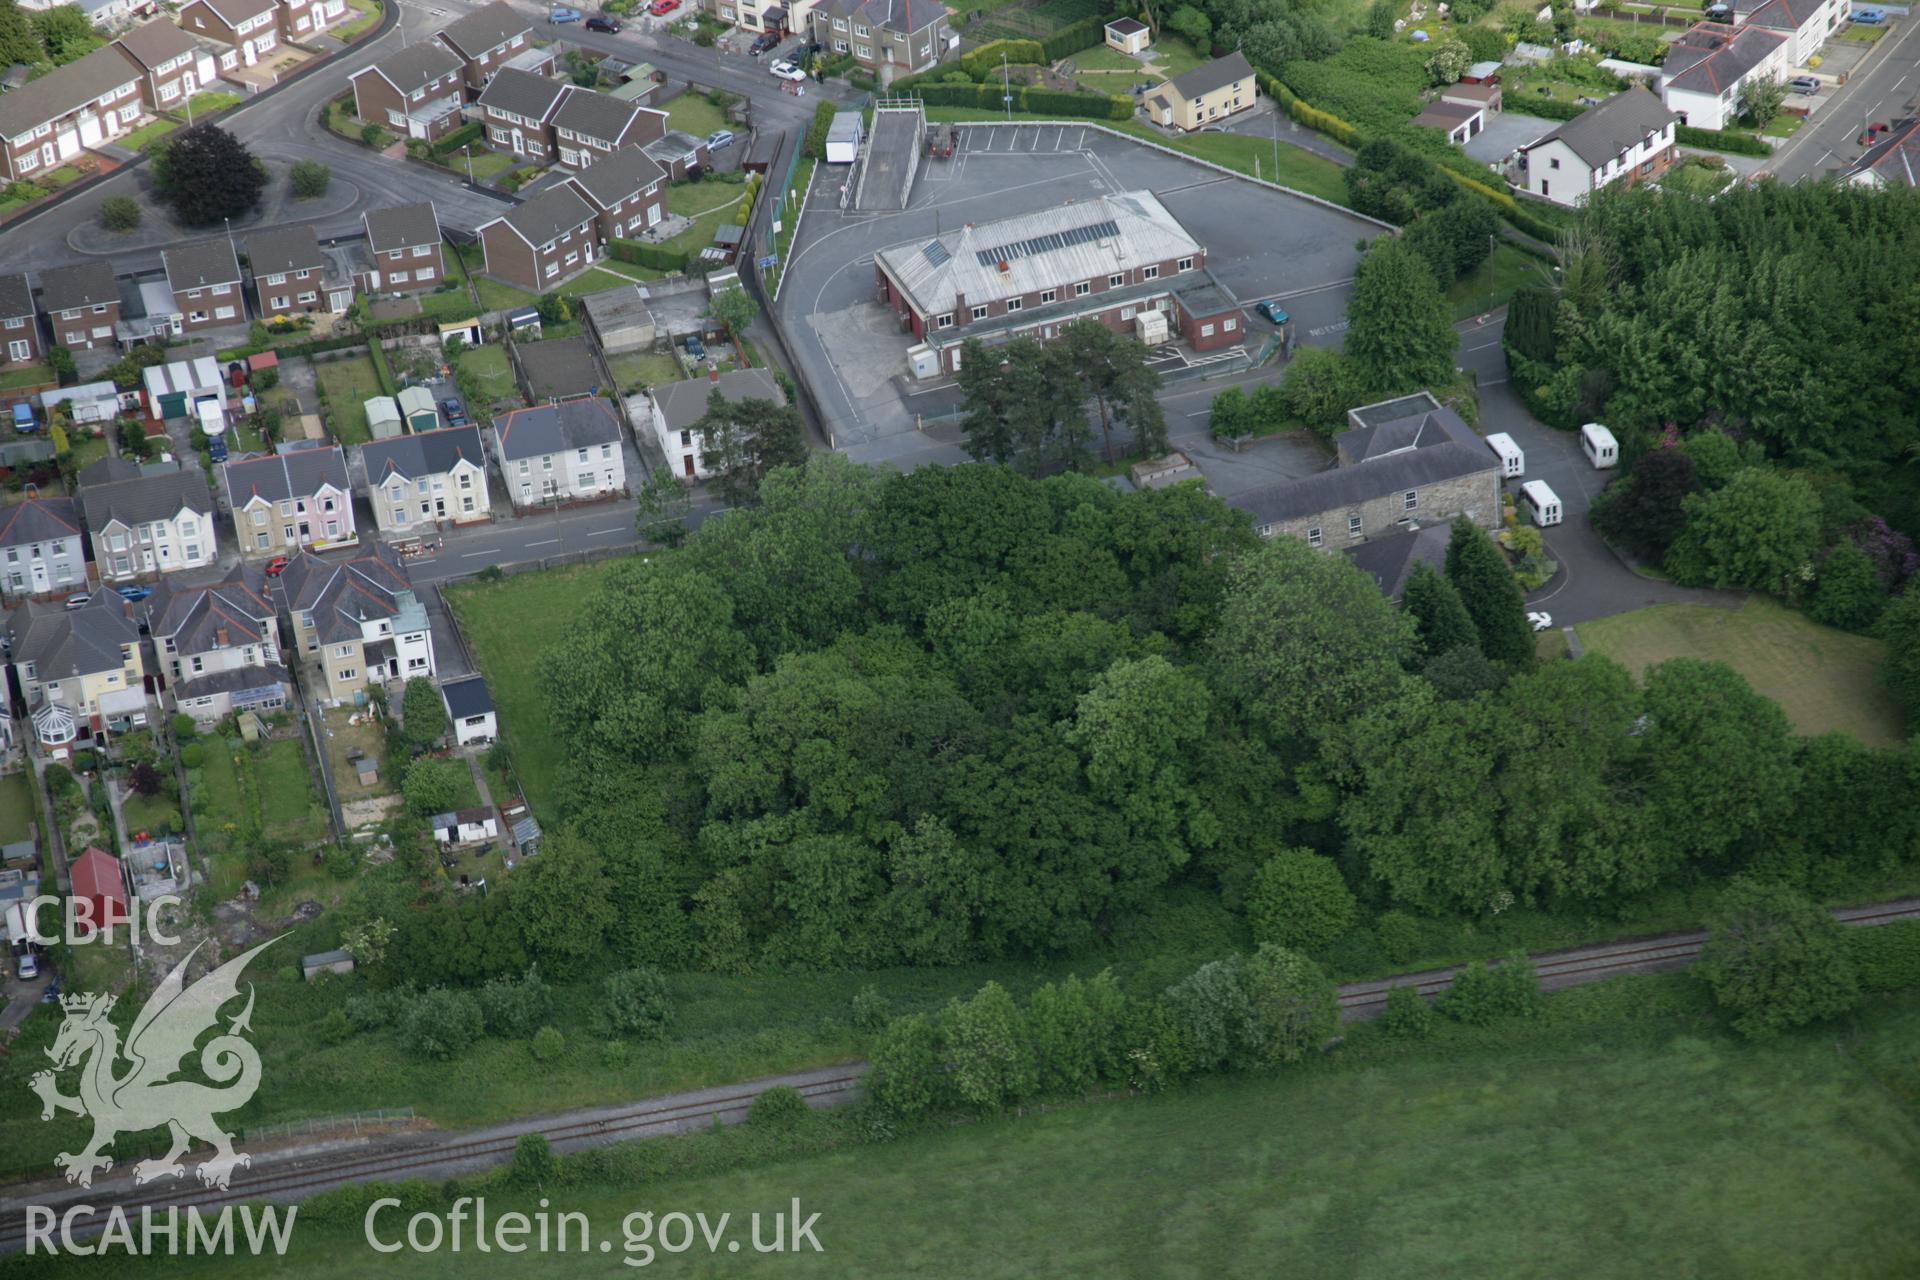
[1580,422,1619,469]
[1484,432,1524,478]
[1520,480,1563,527]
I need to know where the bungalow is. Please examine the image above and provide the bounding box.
[145,563,290,724]
[112,19,222,115]
[550,86,667,170]
[0,43,147,183]
[4,593,146,755]
[476,183,601,292]
[650,368,780,481]
[435,0,545,97]
[0,273,40,370]
[564,141,668,241]
[1659,22,1789,131]
[1517,86,1678,206]
[221,445,356,555]
[38,261,120,351]
[476,66,567,160]
[1144,51,1256,132]
[361,202,445,296]
[348,42,469,143]
[161,238,245,333]
[276,541,436,703]
[0,497,86,601]
[247,225,354,318]
[806,0,954,79]
[76,456,218,582]
[1733,0,1847,65]
[177,0,281,66]
[492,398,626,509]
[358,424,492,534]
[439,674,495,745]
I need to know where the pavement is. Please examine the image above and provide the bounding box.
[1767,20,1920,182]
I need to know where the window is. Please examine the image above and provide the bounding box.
[212,284,231,296]
[1306,527,1322,548]
[1347,516,1363,538]
[1223,318,1236,331]
[214,306,236,320]
[1108,273,1124,288]
[270,296,289,310]
[252,509,267,526]
[1200,323,1214,337]
[278,501,293,517]
[1142,265,1158,280]
[297,292,318,305]
[856,45,871,58]
[389,271,409,285]
[415,267,435,282]
[935,313,953,329]
[854,23,869,35]
[601,444,612,459]
[1074,281,1089,297]
[1403,490,1418,511]
[1121,307,1136,321]
[1040,289,1055,305]
[1005,298,1022,313]
[266,273,286,286]
[1177,256,1194,272]
[971,304,988,321]
[1549,157,1561,170]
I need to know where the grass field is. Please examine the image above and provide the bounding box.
[1659,162,1735,198]
[461,149,517,181]
[58,988,1920,1279]
[171,91,242,121]
[454,344,519,420]
[314,352,388,445]
[118,118,177,150]
[664,91,727,139]
[193,735,330,868]
[0,772,35,843]
[658,179,748,256]
[1764,113,1805,138]
[1447,242,1549,320]
[444,559,633,817]
[607,350,683,393]
[1577,596,1904,746]
[552,266,641,299]
[472,275,538,311]
[334,0,383,40]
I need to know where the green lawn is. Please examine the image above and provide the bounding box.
[444,559,636,818]
[46,988,1920,1279]
[1764,113,1805,138]
[1837,20,1887,41]
[0,772,35,844]
[414,241,482,322]
[66,432,110,472]
[472,275,538,312]
[118,118,177,150]
[313,352,387,445]
[120,788,182,840]
[0,362,52,390]
[1660,162,1735,198]
[453,344,519,420]
[607,350,682,394]
[553,266,642,299]
[664,91,727,139]
[658,179,748,255]
[334,0,383,40]
[1447,242,1549,320]
[1577,596,1904,746]
[191,735,330,867]
[462,149,517,181]
[171,91,243,122]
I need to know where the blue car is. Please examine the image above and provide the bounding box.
[1256,300,1291,325]
[549,6,582,22]
[1854,6,1886,21]
[115,584,153,602]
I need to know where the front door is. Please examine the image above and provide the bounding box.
[511,129,525,155]
[183,72,197,95]
[434,498,446,519]
[682,454,694,478]
[30,560,48,591]
[41,142,55,167]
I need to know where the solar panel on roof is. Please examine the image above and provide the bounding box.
[922,241,950,267]
[974,219,1120,267]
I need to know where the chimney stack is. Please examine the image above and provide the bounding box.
[216,627,230,647]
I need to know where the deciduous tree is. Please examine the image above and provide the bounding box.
[1345,237,1457,392]
[1699,877,1859,1039]
[1663,467,1821,590]
[151,125,266,226]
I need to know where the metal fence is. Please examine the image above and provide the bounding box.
[242,1108,417,1144]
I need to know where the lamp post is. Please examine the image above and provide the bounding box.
[463,144,474,186]
[1002,51,1011,122]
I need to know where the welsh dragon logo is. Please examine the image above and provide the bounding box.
[30,937,279,1191]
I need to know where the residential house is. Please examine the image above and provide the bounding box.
[63,0,157,28]
[807,0,953,78]
[358,424,491,534]
[0,43,147,183]
[276,0,348,43]
[1845,116,1920,188]
[0,497,85,601]
[112,19,222,115]
[476,184,601,292]
[1228,393,1501,546]
[564,145,668,242]
[550,87,666,170]
[247,225,353,318]
[516,336,603,404]
[436,0,544,97]
[161,238,245,333]
[1105,17,1150,55]
[145,563,290,724]
[177,0,281,65]
[1144,51,1255,132]
[38,261,120,352]
[874,190,1213,373]
[361,202,445,296]
[347,42,469,143]
[1517,87,1678,206]
[0,274,40,371]
[1734,0,1847,65]
[476,66,567,160]
[439,674,495,745]
[76,457,217,583]
[650,368,780,481]
[221,445,356,555]
[4,593,146,755]
[492,398,625,508]
[1441,80,1503,115]
[276,541,436,704]
[1659,22,1789,131]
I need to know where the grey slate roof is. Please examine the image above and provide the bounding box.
[490,183,596,248]
[810,0,945,36]
[653,369,781,433]
[476,66,566,122]
[1166,51,1254,101]
[440,674,492,720]
[358,40,463,95]
[77,460,214,532]
[1520,86,1676,168]
[277,541,420,645]
[566,146,666,210]
[552,86,648,147]
[39,261,118,314]
[518,337,602,402]
[175,662,290,701]
[1343,523,1451,601]
[0,45,140,139]
[437,0,530,57]
[164,239,243,293]
[1662,24,1785,96]
[1231,443,1497,527]
[493,398,621,462]
[222,446,351,507]
[0,497,82,550]
[146,563,276,654]
[364,201,441,254]
[1338,405,1479,464]
[114,18,199,69]
[5,593,139,678]
[246,225,328,278]
[192,0,276,24]
[0,273,29,322]
[361,425,487,483]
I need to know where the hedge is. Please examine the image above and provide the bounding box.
[803,97,837,160]
[1847,921,1920,993]
[1675,124,1770,157]
[961,39,1045,78]
[430,122,484,155]
[369,340,398,396]
[1256,70,1360,148]
[609,238,689,273]
[1041,16,1108,61]
[915,81,1132,121]
[1506,96,1587,122]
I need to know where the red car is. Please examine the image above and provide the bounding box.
[265,555,291,577]
[648,0,679,13]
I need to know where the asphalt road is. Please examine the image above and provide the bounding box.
[1767,18,1920,182]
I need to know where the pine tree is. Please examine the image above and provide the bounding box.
[1444,518,1534,668]
[1401,560,1479,659]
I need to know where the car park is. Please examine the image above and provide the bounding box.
[707,129,735,151]
[63,593,90,610]
[549,6,582,22]
[585,15,621,31]
[114,584,153,602]
[768,59,806,81]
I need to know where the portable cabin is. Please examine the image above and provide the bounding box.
[1484,431,1524,478]
[1519,480,1563,527]
[1580,422,1618,469]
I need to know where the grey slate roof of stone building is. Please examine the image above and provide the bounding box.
[146,563,276,654]
[493,398,621,461]
[364,202,442,253]
[437,0,530,57]
[0,497,82,550]
[0,273,30,321]
[653,369,781,433]
[1231,443,1496,527]
[1343,524,1452,601]
[1165,51,1253,101]
[163,239,243,292]
[77,459,214,531]
[360,425,487,482]
[1520,86,1677,167]
[39,261,118,314]
[221,446,351,507]
[5,593,139,676]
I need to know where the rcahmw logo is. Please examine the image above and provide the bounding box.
[23,937,300,1257]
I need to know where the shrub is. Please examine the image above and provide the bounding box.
[1376,911,1422,964]
[314,1007,354,1046]
[360,123,388,148]
[1699,877,1861,1039]
[1040,16,1107,60]
[289,160,331,198]
[869,1011,943,1120]
[1846,921,1920,993]
[1379,985,1435,1039]
[803,98,837,159]
[530,1025,566,1061]
[1438,955,1543,1025]
[178,742,206,768]
[399,987,484,1059]
[603,966,672,1039]
[345,987,410,1031]
[479,969,554,1037]
[99,195,141,232]
[509,1133,556,1187]
[1246,849,1357,953]
[1674,124,1771,157]
[961,39,1045,78]
[430,121,483,156]
[608,238,689,274]
[746,1084,809,1129]
[850,985,891,1033]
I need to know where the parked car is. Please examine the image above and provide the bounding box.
[63,593,90,610]
[1855,6,1886,22]
[1788,75,1820,94]
[647,0,680,13]
[1255,300,1290,325]
[17,952,37,981]
[442,397,469,425]
[707,128,736,151]
[114,584,153,602]
[685,333,706,360]
[549,6,582,22]
[768,59,806,81]
[265,555,291,577]
[749,31,780,55]
[585,15,621,32]
[1527,611,1554,632]
[41,976,61,1003]
[11,403,34,433]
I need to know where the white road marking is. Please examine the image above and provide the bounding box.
[461,551,489,558]
[527,538,559,546]
[588,527,625,536]
[1897,75,1909,91]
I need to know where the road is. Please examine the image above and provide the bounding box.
[6,894,1915,1249]
[1768,18,1920,182]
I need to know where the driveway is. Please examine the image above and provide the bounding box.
[1461,111,1555,166]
